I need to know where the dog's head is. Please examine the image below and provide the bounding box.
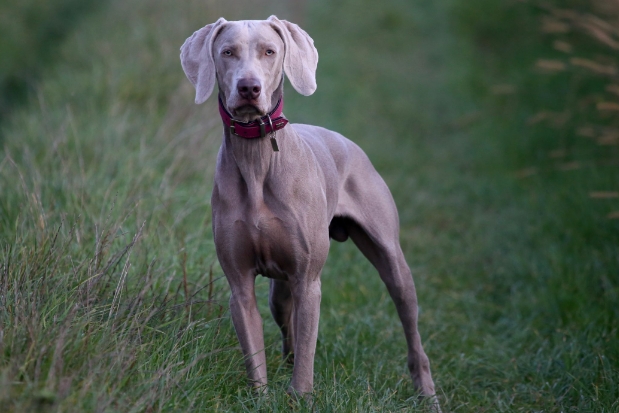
[180,16,318,122]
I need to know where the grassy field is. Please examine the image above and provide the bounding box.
[1,0,618,411]
[0,0,99,124]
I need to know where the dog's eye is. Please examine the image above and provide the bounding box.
[265,49,274,56]
[223,50,232,56]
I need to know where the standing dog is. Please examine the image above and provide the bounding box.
[180,15,439,406]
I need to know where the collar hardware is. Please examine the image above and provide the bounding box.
[218,96,289,140]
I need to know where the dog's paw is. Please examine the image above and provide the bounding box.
[286,387,313,407]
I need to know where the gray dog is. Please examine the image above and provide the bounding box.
[180,15,439,406]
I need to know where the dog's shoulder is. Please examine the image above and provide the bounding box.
[290,123,364,157]
[290,123,374,178]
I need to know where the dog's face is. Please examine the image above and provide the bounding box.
[213,21,285,122]
[180,16,319,122]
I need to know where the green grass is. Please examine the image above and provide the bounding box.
[0,0,100,124]
[1,0,618,411]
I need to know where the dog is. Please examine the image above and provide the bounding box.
[180,15,439,406]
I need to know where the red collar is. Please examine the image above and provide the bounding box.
[218,96,289,139]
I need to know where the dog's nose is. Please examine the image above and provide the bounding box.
[237,78,261,100]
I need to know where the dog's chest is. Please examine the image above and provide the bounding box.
[252,221,295,281]
[213,144,330,279]
[213,184,326,280]
[238,208,302,280]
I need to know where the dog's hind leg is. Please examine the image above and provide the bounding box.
[269,279,295,364]
[341,216,439,407]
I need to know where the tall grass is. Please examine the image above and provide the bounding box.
[0,0,100,125]
[534,0,619,186]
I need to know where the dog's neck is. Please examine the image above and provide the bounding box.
[219,81,300,203]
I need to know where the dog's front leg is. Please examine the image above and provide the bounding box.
[228,277,268,390]
[288,277,322,397]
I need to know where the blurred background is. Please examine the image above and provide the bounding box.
[0,0,617,411]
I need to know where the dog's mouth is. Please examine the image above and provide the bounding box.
[231,104,265,122]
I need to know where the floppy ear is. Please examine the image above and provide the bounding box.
[180,18,227,104]
[267,15,318,96]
